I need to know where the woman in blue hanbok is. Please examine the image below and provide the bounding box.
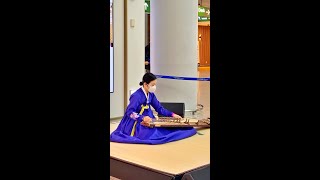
[110,73,197,145]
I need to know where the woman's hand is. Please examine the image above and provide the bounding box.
[172,113,182,119]
[143,116,152,123]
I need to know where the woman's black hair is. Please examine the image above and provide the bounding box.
[139,72,157,86]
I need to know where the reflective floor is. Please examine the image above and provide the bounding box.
[184,67,210,119]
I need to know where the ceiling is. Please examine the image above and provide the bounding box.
[198,0,210,8]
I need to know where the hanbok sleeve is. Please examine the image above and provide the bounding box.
[150,93,174,117]
[125,94,145,122]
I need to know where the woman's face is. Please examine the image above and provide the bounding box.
[147,80,157,87]
[144,79,157,93]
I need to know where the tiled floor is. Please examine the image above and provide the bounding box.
[110,67,210,122]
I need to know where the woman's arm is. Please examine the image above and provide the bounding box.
[150,94,175,117]
[125,94,145,122]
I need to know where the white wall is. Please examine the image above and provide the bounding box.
[110,0,146,118]
[126,0,145,105]
[110,0,124,118]
[145,13,149,46]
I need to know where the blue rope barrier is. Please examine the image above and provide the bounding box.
[155,75,210,81]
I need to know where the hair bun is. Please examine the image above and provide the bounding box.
[139,82,143,86]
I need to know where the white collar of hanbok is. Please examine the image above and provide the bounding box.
[141,86,149,103]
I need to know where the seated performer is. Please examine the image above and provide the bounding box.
[110,73,197,145]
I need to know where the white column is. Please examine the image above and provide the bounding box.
[151,0,198,111]
[126,0,146,105]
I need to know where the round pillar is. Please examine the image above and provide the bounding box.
[151,0,198,110]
